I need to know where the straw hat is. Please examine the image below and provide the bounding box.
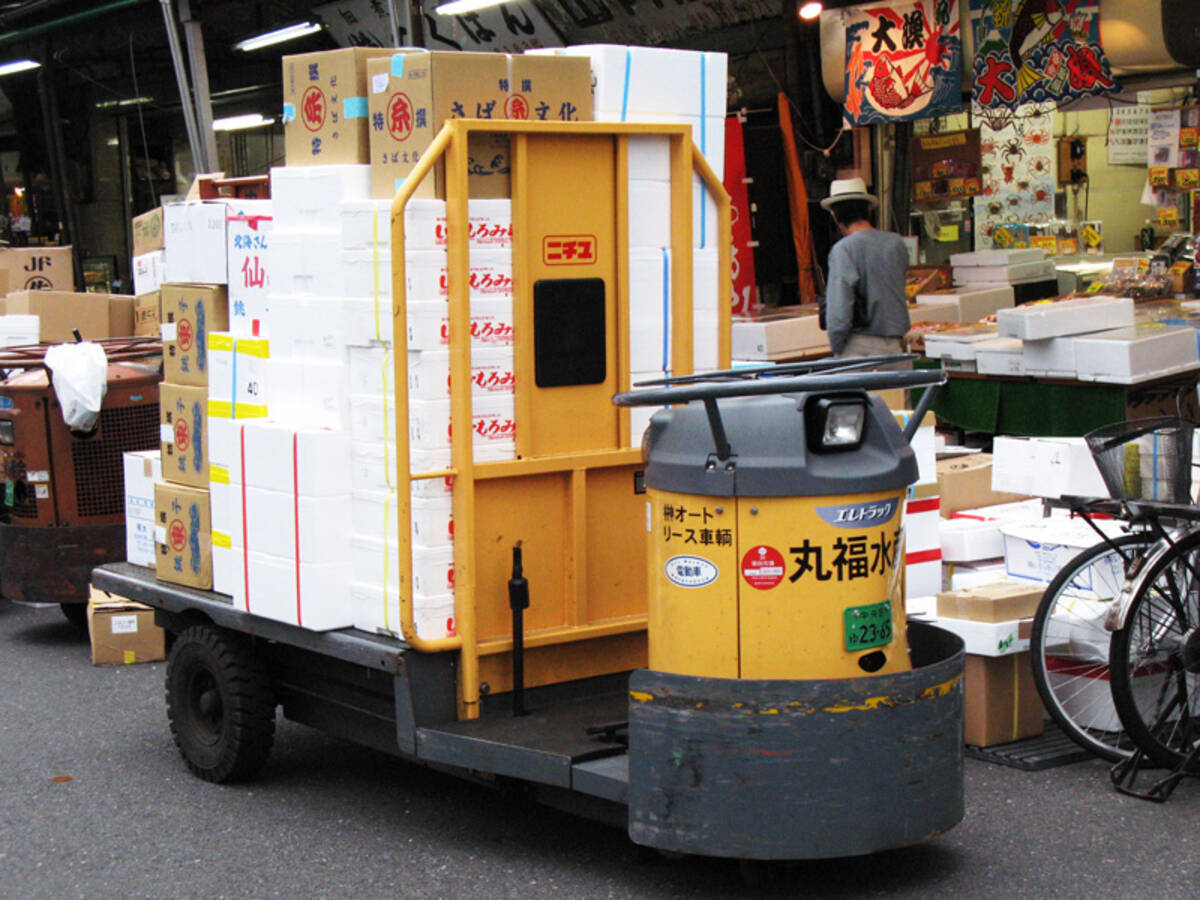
[820,176,878,210]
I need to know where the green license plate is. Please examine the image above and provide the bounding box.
[843,601,893,651]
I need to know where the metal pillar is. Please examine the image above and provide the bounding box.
[178,0,217,173]
[159,0,204,174]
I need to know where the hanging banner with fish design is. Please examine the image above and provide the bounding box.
[843,0,963,126]
[969,0,1118,110]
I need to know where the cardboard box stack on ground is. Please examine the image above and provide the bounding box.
[964,652,1045,747]
[123,449,161,567]
[87,586,165,665]
[5,290,110,342]
[132,207,165,299]
[0,245,74,293]
[527,44,727,401]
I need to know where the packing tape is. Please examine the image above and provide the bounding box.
[391,53,406,77]
[620,48,631,122]
[281,103,295,124]
[123,650,136,665]
[210,465,230,486]
[212,530,232,550]
[344,96,368,119]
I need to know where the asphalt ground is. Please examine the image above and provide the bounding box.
[3,597,1199,899]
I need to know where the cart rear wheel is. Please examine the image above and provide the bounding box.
[165,624,276,783]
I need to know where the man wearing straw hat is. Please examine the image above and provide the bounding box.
[819,177,910,359]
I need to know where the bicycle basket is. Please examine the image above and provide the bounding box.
[1084,417,1194,504]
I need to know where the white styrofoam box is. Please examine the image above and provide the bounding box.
[349,393,399,445]
[410,447,455,495]
[245,550,354,631]
[265,296,350,360]
[350,442,455,495]
[538,45,726,118]
[123,450,161,566]
[1073,325,1199,384]
[892,416,936,486]
[211,537,241,599]
[952,498,1047,523]
[339,199,391,250]
[0,314,40,347]
[352,581,455,640]
[340,248,391,299]
[270,164,370,228]
[164,200,233,284]
[342,295,393,347]
[949,248,1044,268]
[905,594,938,620]
[947,559,1011,591]
[940,517,1006,562]
[628,179,671,248]
[405,297,515,350]
[914,285,1014,321]
[132,250,165,296]
[1021,335,1081,378]
[974,337,1025,375]
[991,436,1107,500]
[243,487,352,563]
[349,344,394,397]
[210,472,240,547]
[931,615,1029,656]
[408,347,516,400]
[351,533,400,593]
[402,198,513,251]
[411,495,453,548]
[693,247,719,315]
[226,210,273,336]
[1000,516,1125,586]
[240,422,352,496]
[407,395,516,455]
[922,329,1002,362]
[693,174,720,250]
[268,357,350,428]
[694,311,720,372]
[905,497,941,552]
[629,248,671,372]
[906,560,942,600]
[414,598,457,640]
[954,259,1055,285]
[207,333,270,412]
[269,231,341,295]
[629,135,670,181]
[997,295,1134,341]
[404,248,512,302]
[623,111,725,178]
[413,544,455,598]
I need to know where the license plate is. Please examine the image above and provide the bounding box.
[843,601,893,651]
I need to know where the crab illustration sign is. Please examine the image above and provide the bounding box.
[843,0,963,125]
[968,0,1117,110]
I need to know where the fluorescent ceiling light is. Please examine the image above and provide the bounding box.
[235,21,322,52]
[0,59,40,76]
[798,1,823,19]
[213,113,275,131]
[435,0,505,15]
[95,96,153,109]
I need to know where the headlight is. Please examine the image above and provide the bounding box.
[806,395,867,452]
[0,419,14,446]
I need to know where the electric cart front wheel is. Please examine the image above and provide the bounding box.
[165,625,276,783]
[1109,530,1200,771]
[1030,533,1156,762]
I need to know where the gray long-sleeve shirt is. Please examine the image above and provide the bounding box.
[824,228,911,356]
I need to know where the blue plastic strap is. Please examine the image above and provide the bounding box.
[620,49,631,122]
[698,55,707,250]
[281,103,295,124]
[661,249,670,373]
[344,97,368,119]
[1152,433,1160,500]
[391,53,406,77]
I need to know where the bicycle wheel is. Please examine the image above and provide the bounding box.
[1109,529,1200,770]
[1031,532,1157,762]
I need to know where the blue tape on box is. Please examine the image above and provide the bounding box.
[391,54,406,77]
[344,97,368,119]
[281,103,295,124]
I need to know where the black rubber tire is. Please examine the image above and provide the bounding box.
[60,602,88,632]
[165,624,276,783]
[1109,529,1200,771]
[1030,533,1156,762]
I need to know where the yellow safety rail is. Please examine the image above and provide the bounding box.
[391,119,732,719]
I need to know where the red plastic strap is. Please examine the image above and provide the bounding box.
[906,548,942,565]
[240,425,250,611]
[906,497,940,515]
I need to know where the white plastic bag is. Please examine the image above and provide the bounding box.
[45,342,108,431]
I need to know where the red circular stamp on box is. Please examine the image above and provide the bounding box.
[174,418,190,453]
[301,85,326,132]
[168,518,187,552]
[387,92,413,141]
[741,544,786,590]
[177,317,194,352]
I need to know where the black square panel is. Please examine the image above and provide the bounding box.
[533,278,607,388]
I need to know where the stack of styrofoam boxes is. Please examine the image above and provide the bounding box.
[529,45,727,443]
[896,410,940,614]
[0,315,39,347]
[950,248,1056,289]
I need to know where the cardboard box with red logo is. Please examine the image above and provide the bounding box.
[154,480,212,589]
[366,51,591,200]
[282,47,393,166]
[0,245,75,293]
[160,283,228,386]
[160,382,210,488]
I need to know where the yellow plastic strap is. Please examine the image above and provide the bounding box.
[383,350,393,490]
[372,206,382,342]
[208,399,268,419]
[212,529,233,549]
[210,465,230,485]
[210,333,234,352]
